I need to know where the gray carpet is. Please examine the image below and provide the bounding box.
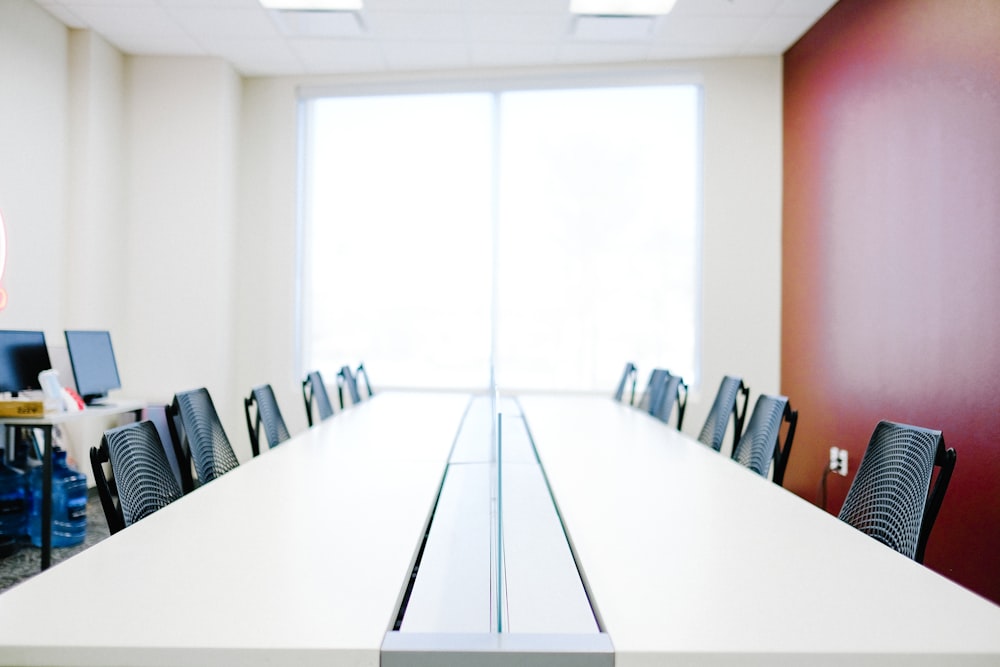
[0,489,111,593]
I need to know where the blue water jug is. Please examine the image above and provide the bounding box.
[27,448,87,548]
[0,458,28,540]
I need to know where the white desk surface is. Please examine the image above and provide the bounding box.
[0,391,469,667]
[518,395,1000,666]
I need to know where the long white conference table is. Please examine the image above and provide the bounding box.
[0,391,997,666]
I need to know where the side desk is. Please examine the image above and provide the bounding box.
[0,400,143,570]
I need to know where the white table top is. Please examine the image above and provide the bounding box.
[0,392,470,667]
[518,395,1000,666]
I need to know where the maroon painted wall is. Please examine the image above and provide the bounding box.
[782,0,1000,604]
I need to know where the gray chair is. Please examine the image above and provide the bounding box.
[613,362,637,405]
[244,384,291,457]
[651,373,688,429]
[337,365,361,408]
[302,370,335,426]
[636,368,669,414]
[169,387,240,493]
[356,362,374,399]
[731,394,797,486]
[697,375,750,453]
[838,421,955,563]
[91,420,183,534]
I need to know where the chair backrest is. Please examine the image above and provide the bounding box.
[732,394,797,486]
[651,373,688,429]
[244,384,291,457]
[697,375,750,454]
[838,420,956,563]
[613,362,638,405]
[90,441,125,535]
[356,362,374,399]
[302,370,335,427]
[98,420,183,531]
[636,368,669,414]
[142,404,185,492]
[170,388,239,491]
[337,365,361,408]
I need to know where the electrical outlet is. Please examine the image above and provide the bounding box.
[829,446,849,476]
[836,449,848,476]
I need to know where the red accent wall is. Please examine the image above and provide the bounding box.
[782,0,1000,604]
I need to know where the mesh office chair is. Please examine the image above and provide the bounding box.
[838,421,956,563]
[302,370,335,427]
[244,384,291,457]
[337,365,362,409]
[169,388,240,493]
[90,420,183,534]
[651,373,688,430]
[636,368,670,414]
[613,362,638,405]
[732,394,798,486]
[356,362,374,399]
[697,375,750,454]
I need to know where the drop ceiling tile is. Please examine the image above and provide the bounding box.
[206,37,302,75]
[670,0,781,17]
[464,13,570,42]
[462,0,569,14]
[557,41,649,64]
[653,15,762,46]
[381,40,470,70]
[470,42,559,67]
[37,2,87,28]
[747,14,821,51]
[291,38,386,73]
[572,15,656,41]
[774,0,839,17]
[364,11,466,41]
[165,7,280,39]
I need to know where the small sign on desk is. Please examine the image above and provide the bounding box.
[0,399,45,418]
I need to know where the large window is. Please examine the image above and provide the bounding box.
[300,82,700,392]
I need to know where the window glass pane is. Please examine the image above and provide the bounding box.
[495,85,700,391]
[302,94,494,389]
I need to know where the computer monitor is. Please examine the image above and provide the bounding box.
[64,330,122,405]
[0,330,51,396]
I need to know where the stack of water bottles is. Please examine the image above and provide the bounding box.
[0,432,87,554]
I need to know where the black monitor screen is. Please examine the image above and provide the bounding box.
[0,330,51,395]
[65,330,121,405]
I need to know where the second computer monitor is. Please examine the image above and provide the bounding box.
[65,330,122,405]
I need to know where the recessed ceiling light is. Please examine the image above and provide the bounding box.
[570,0,677,16]
[259,0,362,10]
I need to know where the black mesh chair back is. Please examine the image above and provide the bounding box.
[697,375,750,453]
[302,370,335,427]
[651,373,688,429]
[170,388,239,491]
[244,384,291,457]
[337,365,361,408]
[613,362,638,405]
[732,394,797,486]
[356,363,374,399]
[142,404,185,491]
[636,368,669,414]
[90,441,125,535]
[838,421,956,563]
[94,420,183,532]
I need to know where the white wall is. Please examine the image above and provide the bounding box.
[1,0,782,456]
[0,0,68,337]
[122,55,243,452]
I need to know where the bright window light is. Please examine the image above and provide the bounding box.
[570,0,677,15]
[300,83,701,393]
[259,0,362,10]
